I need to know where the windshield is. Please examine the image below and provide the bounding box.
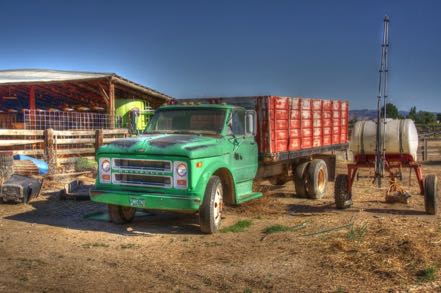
[145,108,227,135]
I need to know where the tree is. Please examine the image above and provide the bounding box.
[408,106,417,121]
[381,102,400,119]
[417,111,436,124]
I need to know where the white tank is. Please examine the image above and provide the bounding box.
[350,119,419,161]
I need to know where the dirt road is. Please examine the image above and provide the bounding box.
[0,162,440,292]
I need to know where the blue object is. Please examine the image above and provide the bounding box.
[13,154,48,175]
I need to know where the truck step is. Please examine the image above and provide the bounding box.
[236,192,263,204]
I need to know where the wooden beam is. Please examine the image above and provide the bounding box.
[109,81,115,128]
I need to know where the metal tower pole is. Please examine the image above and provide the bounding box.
[375,15,390,187]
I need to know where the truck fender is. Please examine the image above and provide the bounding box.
[194,162,237,205]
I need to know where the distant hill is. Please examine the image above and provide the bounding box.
[349,109,409,121]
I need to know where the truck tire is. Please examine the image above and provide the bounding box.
[199,176,223,234]
[294,161,310,198]
[424,175,437,215]
[306,159,328,199]
[334,174,352,209]
[108,205,136,224]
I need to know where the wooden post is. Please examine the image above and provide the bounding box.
[95,129,104,151]
[109,82,115,129]
[44,128,57,175]
[29,85,36,128]
[423,138,428,161]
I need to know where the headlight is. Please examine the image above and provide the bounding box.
[176,163,187,177]
[101,159,111,172]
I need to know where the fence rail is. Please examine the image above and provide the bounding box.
[0,128,128,174]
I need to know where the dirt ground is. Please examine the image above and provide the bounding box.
[1,160,440,293]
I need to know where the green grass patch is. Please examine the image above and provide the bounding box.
[263,224,293,234]
[221,220,252,233]
[417,266,437,283]
[82,242,109,248]
[346,223,368,241]
[75,157,97,172]
[120,243,136,249]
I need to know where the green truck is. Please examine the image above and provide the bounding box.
[91,96,349,233]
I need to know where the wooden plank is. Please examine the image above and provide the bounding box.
[54,130,95,136]
[0,139,44,146]
[56,138,95,144]
[58,156,95,164]
[103,128,128,135]
[103,138,124,143]
[12,149,44,156]
[57,148,96,155]
[0,129,44,136]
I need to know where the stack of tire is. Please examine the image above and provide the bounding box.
[0,151,14,184]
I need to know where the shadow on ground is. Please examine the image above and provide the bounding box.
[3,191,202,236]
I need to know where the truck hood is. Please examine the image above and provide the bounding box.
[97,134,224,159]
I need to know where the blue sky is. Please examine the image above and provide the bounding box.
[0,0,440,111]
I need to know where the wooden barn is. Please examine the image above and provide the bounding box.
[0,69,171,130]
[0,69,171,170]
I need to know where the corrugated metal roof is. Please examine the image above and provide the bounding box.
[0,69,171,101]
[0,69,112,84]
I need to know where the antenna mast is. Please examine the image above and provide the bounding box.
[375,15,390,187]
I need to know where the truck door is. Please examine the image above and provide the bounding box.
[228,109,258,183]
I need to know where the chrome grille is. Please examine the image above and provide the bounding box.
[112,159,171,172]
[113,173,172,188]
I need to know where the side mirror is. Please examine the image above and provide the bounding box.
[245,110,257,136]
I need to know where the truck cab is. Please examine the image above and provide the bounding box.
[91,104,262,233]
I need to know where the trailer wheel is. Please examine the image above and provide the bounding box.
[108,205,136,224]
[424,174,437,215]
[306,159,328,199]
[334,174,352,209]
[199,176,223,234]
[294,161,310,197]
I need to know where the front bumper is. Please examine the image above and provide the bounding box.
[90,188,201,212]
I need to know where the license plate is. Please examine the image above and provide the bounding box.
[129,198,145,207]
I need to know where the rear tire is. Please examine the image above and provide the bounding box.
[424,175,437,215]
[294,161,310,197]
[199,176,223,234]
[108,205,136,224]
[334,174,352,209]
[306,159,328,199]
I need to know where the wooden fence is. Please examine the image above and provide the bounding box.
[0,128,129,173]
[419,137,441,162]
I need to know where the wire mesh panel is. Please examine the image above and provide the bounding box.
[23,110,111,130]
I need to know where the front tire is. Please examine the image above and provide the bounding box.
[334,174,352,209]
[424,175,437,215]
[108,205,136,224]
[199,176,223,234]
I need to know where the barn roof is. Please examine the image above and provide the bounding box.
[0,69,171,102]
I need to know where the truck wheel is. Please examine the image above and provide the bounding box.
[424,175,437,215]
[294,161,310,197]
[306,159,328,199]
[334,174,352,209]
[199,176,223,234]
[108,205,136,224]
